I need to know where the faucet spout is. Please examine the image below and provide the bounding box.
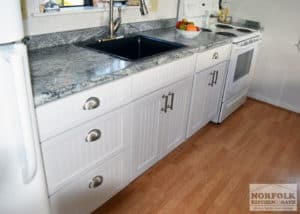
[106,0,148,41]
[108,0,122,39]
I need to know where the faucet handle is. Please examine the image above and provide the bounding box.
[140,0,149,15]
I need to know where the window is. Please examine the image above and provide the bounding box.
[56,0,93,7]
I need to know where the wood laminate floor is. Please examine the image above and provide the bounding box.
[94,99,300,214]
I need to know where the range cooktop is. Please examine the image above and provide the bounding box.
[201,22,259,41]
[215,32,237,37]
[215,24,234,29]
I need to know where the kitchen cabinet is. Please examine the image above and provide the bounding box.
[34,45,235,213]
[131,89,162,178]
[158,77,193,158]
[187,62,228,137]
[49,149,131,214]
[36,76,132,142]
[132,77,193,178]
[42,106,132,195]
[196,44,231,71]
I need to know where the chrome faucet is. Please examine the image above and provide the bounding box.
[108,0,122,39]
[139,0,149,15]
[106,0,148,40]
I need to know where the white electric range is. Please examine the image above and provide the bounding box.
[207,22,262,123]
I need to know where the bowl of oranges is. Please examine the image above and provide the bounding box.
[176,19,201,39]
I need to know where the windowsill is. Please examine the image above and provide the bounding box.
[31,5,141,17]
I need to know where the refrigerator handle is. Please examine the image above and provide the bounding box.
[11,46,37,184]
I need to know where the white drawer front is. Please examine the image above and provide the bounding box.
[131,55,196,100]
[196,44,231,72]
[42,106,132,195]
[36,76,132,141]
[50,150,131,214]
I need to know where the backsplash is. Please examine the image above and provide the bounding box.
[26,18,176,50]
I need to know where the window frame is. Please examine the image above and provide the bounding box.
[59,0,93,8]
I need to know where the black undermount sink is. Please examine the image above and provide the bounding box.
[81,35,186,61]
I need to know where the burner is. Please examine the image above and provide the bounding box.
[201,28,212,32]
[216,32,237,37]
[215,24,234,29]
[236,28,253,33]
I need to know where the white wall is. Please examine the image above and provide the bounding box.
[227,0,300,113]
[23,0,178,35]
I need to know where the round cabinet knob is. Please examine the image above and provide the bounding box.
[85,129,101,142]
[88,175,103,189]
[212,52,219,60]
[83,97,100,110]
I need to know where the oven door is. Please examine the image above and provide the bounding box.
[224,42,259,100]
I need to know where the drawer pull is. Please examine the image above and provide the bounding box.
[212,52,219,60]
[88,175,103,189]
[83,97,100,110]
[85,129,101,142]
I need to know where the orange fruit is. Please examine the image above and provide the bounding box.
[186,24,197,31]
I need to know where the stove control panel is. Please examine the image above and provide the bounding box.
[234,36,261,46]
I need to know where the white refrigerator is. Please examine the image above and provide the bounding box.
[0,1,50,213]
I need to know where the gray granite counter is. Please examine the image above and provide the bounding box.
[29,27,231,107]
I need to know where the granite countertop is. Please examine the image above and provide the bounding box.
[29,27,232,107]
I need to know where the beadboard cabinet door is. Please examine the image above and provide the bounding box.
[132,77,194,179]
[159,77,193,158]
[131,89,163,178]
[187,62,228,137]
[205,62,228,122]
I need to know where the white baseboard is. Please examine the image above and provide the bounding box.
[248,92,300,114]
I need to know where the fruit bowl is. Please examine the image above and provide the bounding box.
[176,19,201,39]
[176,28,201,39]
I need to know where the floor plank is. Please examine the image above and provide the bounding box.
[94,99,300,214]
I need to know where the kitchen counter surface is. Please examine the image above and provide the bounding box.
[29,27,231,107]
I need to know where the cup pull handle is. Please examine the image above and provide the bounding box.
[85,129,101,142]
[83,97,100,110]
[88,175,103,189]
[212,52,219,60]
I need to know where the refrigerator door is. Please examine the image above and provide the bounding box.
[0,44,50,214]
[0,0,24,44]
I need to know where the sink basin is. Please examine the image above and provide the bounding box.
[81,35,186,61]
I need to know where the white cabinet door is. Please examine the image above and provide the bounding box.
[159,77,193,158]
[187,62,228,137]
[187,69,212,137]
[206,62,228,122]
[132,77,194,178]
[131,90,163,178]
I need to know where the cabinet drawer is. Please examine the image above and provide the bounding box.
[36,76,132,141]
[131,55,196,100]
[42,106,132,195]
[50,150,131,214]
[196,44,231,72]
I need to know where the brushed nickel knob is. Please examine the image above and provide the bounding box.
[88,176,103,189]
[83,97,100,110]
[212,52,219,60]
[85,129,101,142]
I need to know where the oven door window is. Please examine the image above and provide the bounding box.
[234,49,254,82]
